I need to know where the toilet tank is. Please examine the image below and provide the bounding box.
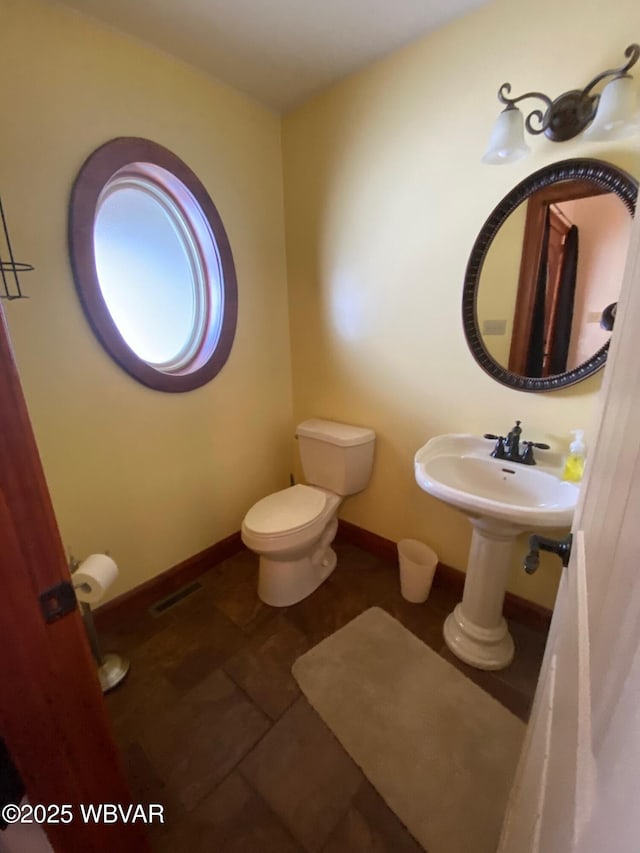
[296,419,376,496]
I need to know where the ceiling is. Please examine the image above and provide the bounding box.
[56,0,488,111]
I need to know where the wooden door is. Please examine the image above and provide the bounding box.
[508,180,606,375]
[0,307,150,852]
[498,184,640,852]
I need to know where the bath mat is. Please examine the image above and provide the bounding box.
[292,607,524,853]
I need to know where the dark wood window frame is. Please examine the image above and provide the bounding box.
[68,137,238,393]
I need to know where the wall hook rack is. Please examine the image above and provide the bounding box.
[0,197,33,300]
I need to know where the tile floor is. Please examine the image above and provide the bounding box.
[101,541,548,852]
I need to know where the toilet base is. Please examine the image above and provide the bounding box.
[258,546,337,607]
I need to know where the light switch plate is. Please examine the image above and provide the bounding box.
[482,319,506,336]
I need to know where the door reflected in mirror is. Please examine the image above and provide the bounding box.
[463,159,637,392]
[477,184,631,375]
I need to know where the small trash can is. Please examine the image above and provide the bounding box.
[398,539,438,603]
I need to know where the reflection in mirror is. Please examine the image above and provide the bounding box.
[477,185,631,376]
[463,159,637,392]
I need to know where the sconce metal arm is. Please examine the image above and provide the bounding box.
[497,85,553,135]
[580,43,640,97]
[497,85,551,112]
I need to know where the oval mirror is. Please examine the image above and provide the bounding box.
[462,158,637,391]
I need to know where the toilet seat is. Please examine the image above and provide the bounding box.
[243,484,327,538]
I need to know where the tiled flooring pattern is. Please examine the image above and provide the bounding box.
[102,542,548,852]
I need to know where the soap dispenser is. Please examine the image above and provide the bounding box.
[562,430,586,482]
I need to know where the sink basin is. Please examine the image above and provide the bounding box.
[414,433,579,671]
[414,433,578,529]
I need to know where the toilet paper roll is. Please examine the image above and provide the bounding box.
[72,554,118,604]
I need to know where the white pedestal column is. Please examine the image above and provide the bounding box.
[443,517,521,670]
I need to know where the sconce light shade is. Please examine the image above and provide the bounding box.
[481,108,531,165]
[583,75,640,140]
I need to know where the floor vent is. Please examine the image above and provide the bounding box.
[149,581,203,617]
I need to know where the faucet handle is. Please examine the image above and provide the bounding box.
[484,434,507,459]
[520,440,550,465]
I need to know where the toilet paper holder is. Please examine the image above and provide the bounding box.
[69,553,130,693]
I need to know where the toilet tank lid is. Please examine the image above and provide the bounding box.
[296,419,375,447]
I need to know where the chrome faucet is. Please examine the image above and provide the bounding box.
[505,420,522,459]
[483,421,550,466]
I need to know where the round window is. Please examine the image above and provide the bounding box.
[69,138,237,392]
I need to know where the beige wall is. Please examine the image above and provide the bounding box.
[563,194,631,367]
[0,0,293,601]
[476,203,526,366]
[282,0,640,608]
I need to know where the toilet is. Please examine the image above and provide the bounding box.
[241,418,376,607]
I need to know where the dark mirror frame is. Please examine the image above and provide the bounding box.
[462,158,638,392]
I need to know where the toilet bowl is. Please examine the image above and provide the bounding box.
[241,419,376,607]
[242,484,341,606]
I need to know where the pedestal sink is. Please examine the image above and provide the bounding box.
[414,434,578,670]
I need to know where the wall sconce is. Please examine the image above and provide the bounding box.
[482,44,640,165]
[0,197,33,300]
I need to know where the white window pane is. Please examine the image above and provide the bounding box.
[94,185,198,367]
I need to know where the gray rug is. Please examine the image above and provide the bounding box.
[292,607,524,853]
